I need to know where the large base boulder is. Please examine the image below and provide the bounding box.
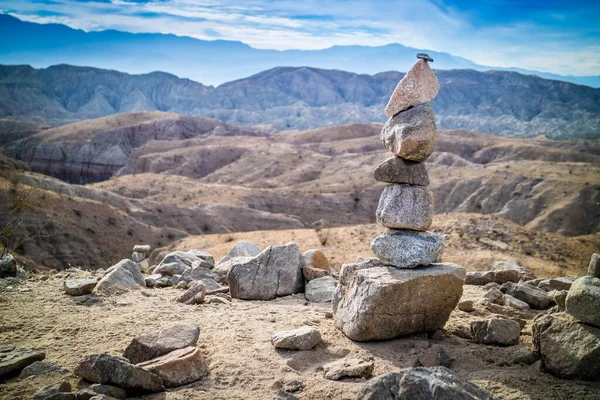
[371,230,444,268]
[358,367,497,400]
[333,260,465,341]
[136,347,208,388]
[228,243,304,300]
[565,276,600,328]
[123,324,200,364]
[532,312,600,380]
[95,260,145,295]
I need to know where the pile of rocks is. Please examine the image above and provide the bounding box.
[333,55,466,341]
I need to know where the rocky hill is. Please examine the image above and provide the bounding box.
[1,64,599,139]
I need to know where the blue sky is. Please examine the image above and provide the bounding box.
[1,0,599,75]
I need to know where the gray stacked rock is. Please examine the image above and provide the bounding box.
[333,55,466,341]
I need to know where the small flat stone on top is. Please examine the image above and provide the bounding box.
[373,156,429,185]
[384,59,440,117]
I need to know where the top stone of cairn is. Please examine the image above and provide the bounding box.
[384,59,440,117]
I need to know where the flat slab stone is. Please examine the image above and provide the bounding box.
[373,156,429,185]
[137,346,208,388]
[384,59,440,117]
[376,184,434,230]
[123,324,200,364]
[333,261,465,341]
[64,278,97,296]
[381,104,437,162]
[0,346,45,379]
[19,360,69,378]
[371,229,444,268]
[323,358,374,381]
[271,326,322,351]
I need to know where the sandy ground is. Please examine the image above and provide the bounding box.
[1,276,600,400]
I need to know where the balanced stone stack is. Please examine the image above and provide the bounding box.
[333,55,466,341]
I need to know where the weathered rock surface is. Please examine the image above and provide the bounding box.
[229,243,304,300]
[95,259,145,295]
[502,282,552,310]
[137,346,208,388]
[370,229,443,268]
[373,156,430,186]
[155,251,212,276]
[305,276,337,303]
[144,274,162,288]
[175,281,206,305]
[384,59,440,117]
[358,367,497,400]
[504,294,530,310]
[333,261,465,341]
[458,300,474,312]
[565,276,600,327]
[18,360,69,378]
[418,344,452,368]
[271,326,322,351]
[510,346,540,366]
[302,266,330,282]
[0,346,45,379]
[465,271,495,286]
[322,358,374,381]
[492,260,535,281]
[471,319,521,346]
[589,253,600,278]
[538,277,575,292]
[381,104,437,161]
[33,381,74,400]
[153,262,188,277]
[482,288,505,305]
[303,249,329,270]
[131,252,145,263]
[375,184,434,230]
[533,312,600,380]
[213,256,251,283]
[64,278,97,296]
[123,323,200,364]
[179,266,220,284]
[0,254,17,278]
[87,384,127,399]
[74,353,164,393]
[133,245,151,254]
[229,241,261,258]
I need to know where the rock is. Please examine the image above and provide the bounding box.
[208,296,231,305]
[95,259,145,295]
[483,288,505,305]
[565,276,600,327]
[131,252,145,263]
[153,262,188,277]
[471,319,521,346]
[0,254,17,278]
[549,290,568,310]
[504,294,530,310]
[229,241,261,258]
[381,104,437,162]
[375,184,433,230]
[175,280,188,290]
[179,266,220,284]
[18,360,68,378]
[15,265,27,280]
[169,274,182,286]
[588,253,600,278]
[155,251,212,276]
[133,245,151,254]
[384,59,440,117]
[274,390,299,400]
[370,229,444,268]
[199,278,221,291]
[175,281,206,305]
[187,250,215,267]
[213,256,251,283]
[489,268,521,285]
[502,282,552,310]
[465,271,495,285]
[483,282,501,290]
[144,274,161,288]
[510,346,539,365]
[305,276,337,303]
[302,266,330,282]
[123,323,200,364]
[33,381,74,400]
[358,367,497,400]
[533,312,600,380]
[77,389,104,400]
[373,156,429,185]
[87,384,127,399]
[137,346,208,388]
[458,300,474,312]
[271,326,322,351]
[538,277,576,292]
[229,243,304,300]
[0,345,45,379]
[322,358,374,381]
[63,278,97,296]
[492,260,535,281]
[74,353,164,393]
[418,344,452,367]
[303,249,329,270]
[333,262,465,341]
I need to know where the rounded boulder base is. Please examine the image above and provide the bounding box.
[371,229,444,268]
[380,104,437,162]
[376,185,434,231]
[333,262,465,341]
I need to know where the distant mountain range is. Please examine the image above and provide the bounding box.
[1,64,599,139]
[1,14,599,88]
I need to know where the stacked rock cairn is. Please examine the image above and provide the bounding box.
[333,54,467,341]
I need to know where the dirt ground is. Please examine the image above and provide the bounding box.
[1,275,600,400]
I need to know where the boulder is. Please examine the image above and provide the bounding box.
[175,281,206,305]
[302,266,330,282]
[373,156,429,186]
[123,323,200,364]
[502,282,552,310]
[133,245,151,254]
[187,250,215,267]
[131,252,145,263]
[375,184,433,230]
[64,278,97,296]
[492,260,535,281]
[565,276,600,327]
[95,260,145,295]
[229,243,304,300]
[322,358,374,381]
[303,249,329,270]
[229,241,261,258]
[18,360,69,378]
[305,276,337,303]
[471,319,521,346]
[33,381,75,400]
[370,229,444,268]
[74,354,164,393]
[384,59,440,117]
[155,251,212,276]
[0,345,45,379]
[588,253,600,278]
[136,346,208,388]
[358,367,497,400]
[333,261,465,341]
[533,312,600,380]
[199,278,221,291]
[381,104,437,162]
[271,326,322,351]
[418,344,452,368]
